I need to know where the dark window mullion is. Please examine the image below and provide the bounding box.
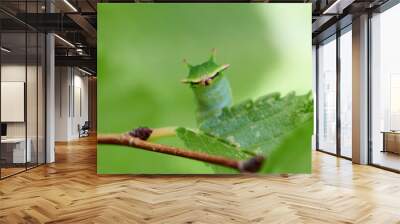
[36,0,39,167]
[336,29,341,157]
[24,0,28,171]
[367,11,373,165]
[316,45,320,151]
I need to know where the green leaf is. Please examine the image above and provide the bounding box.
[175,127,252,173]
[177,92,313,173]
[261,118,313,173]
[199,92,313,155]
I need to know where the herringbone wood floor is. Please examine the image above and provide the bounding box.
[0,136,400,224]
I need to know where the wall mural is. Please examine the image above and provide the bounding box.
[97,4,313,174]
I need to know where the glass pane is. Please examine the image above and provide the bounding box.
[371,5,400,171]
[27,31,38,169]
[38,33,45,165]
[340,29,352,158]
[1,31,27,177]
[26,0,38,169]
[318,37,337,154]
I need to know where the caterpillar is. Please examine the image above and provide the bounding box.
[181,49,232,124]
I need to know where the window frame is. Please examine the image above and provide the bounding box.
[315,24,353,160]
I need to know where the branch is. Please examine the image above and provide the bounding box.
[149,127,177,140]
[97,132,264,173]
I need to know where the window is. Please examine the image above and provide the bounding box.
[370,3,400,171]
[0,3,46,179]
[339,28,352,158]
[317,36,337,154]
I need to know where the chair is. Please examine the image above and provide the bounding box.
[79,121,90,138]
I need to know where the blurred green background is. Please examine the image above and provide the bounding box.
[98,3,312,174]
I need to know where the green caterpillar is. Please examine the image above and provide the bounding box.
[181,49,232,123]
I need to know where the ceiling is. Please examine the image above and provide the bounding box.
[311,0,391,43]
[0,0,394,74]
[0,0,97,73]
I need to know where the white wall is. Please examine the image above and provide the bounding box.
[1,63,46,164]
[1,82,25,122]
[1,65,27,141]
[55,67,89,141]
[72,73,89,138]
[1,65,39,137]
[55,67,69,141]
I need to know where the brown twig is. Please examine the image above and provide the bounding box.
[149,127,177,140]
[97,133,265,173]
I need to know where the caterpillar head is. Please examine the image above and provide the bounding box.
[181,49,230,87]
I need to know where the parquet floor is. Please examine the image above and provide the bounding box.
[0,136,400,224]
[1,167,26,178]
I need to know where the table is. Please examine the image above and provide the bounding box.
[1,138,31,163]
[381,131,400,154]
